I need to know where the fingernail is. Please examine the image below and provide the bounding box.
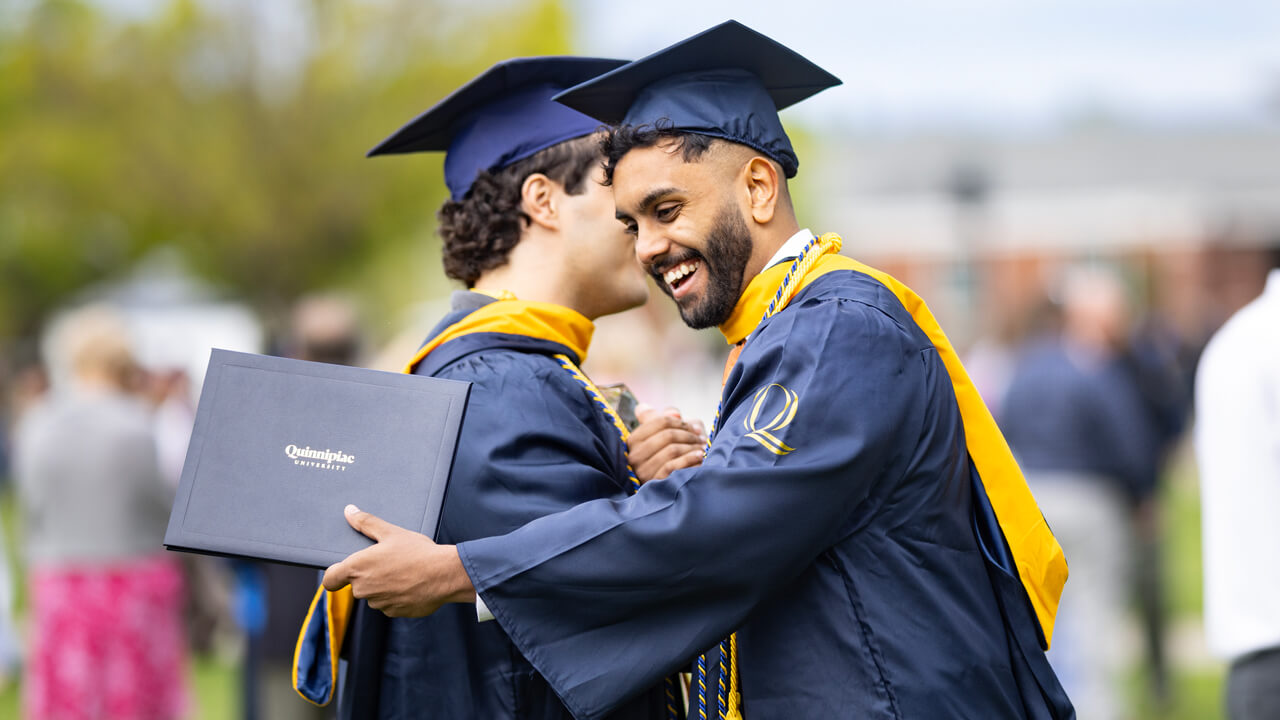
[345,504,360,515]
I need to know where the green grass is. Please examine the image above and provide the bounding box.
[0,675,15,720]
[187,655,240,720]
[0,485,18,720]
[1,486,23,616]
[1131,666,1225,720]
[1163,450,1207,618]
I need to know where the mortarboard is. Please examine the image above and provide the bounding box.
[552,21,841,178]
[368,56,627,200]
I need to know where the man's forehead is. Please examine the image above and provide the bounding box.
[613,144,705,208]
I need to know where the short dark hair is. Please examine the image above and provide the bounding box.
[437,134,600,287]
[600,120,714,186]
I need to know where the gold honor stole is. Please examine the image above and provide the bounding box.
[718,234,1068,645]
[292,298,595,706]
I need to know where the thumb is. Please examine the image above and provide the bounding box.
[322,560,352,592]
[344,504,395,542]
[635,403,660,423]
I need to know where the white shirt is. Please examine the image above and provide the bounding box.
[478,229,817,622]
[765,228,815,271]
[1195,269,1280,660]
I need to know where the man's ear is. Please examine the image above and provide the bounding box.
[743,156,780,225]
[521,172,559,231]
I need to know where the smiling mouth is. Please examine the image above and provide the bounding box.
[662,258,702,295]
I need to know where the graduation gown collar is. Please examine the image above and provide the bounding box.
[404,296,595,373]
[716,230,825,346]
[718,261,790,346]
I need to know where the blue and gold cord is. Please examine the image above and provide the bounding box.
[694,233,843,720]
[696,654,708,719]
[554,355,641,494]
[718,637,730,716]
[554,353,680,719]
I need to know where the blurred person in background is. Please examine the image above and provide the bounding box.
[1001,267,1161,720]
[294,57,706,719]
[1195,246,1280,720]
[146,367,197,492]
[9,364,51,420]
[13,304,187,720]
[1122,299,1196,709]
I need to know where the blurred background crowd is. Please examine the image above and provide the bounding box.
[1,1,1277,718]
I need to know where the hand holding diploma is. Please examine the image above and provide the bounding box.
[322,504,474,618]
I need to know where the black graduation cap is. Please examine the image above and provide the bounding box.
[367,56,627,200]
[552,21,841,178]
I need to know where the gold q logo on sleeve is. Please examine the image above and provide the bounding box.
[743,383,799,455]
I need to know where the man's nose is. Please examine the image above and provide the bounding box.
[634,227,670,266]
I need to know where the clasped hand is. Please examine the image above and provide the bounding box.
[629,404,706,482]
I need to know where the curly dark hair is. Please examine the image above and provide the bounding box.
[600,121,714,186]
[437,134,601,287]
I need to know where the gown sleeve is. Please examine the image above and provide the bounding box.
[457,298,933,719]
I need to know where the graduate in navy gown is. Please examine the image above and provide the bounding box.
[324,23,1075,720]
[294,57,705,720]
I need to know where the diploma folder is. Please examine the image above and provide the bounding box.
[164,349,470,568]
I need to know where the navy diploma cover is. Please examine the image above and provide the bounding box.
[164,349,470,568]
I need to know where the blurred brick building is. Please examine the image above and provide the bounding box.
[810,124,1280,351]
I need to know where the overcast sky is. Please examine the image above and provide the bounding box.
[572,0,1280,132]
[55,0,1280,133]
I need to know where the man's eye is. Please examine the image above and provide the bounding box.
[655,204,680,221]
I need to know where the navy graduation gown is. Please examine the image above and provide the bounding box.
[459,270,1073,719]
[338,303,670,720]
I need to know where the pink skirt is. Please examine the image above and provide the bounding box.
[25,555,189,720]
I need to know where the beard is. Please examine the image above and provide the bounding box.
[650,204,753,330]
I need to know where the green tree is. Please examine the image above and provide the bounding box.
[0,0,573,345]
